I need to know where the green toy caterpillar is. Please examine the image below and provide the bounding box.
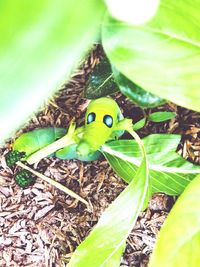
[5,97,145,205]
[11,97,133,165]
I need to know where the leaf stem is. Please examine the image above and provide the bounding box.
[26,122,77,164]
[126,127,145,157]
[116,118,146,157]
[27,134,74,164]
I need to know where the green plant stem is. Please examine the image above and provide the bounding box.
[16,161,89,206]
[116,118,146,157]
[27,134,74,164]
[126,128,145,158]
[26,122,79,165]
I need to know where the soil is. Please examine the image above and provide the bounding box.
[0,45,199,267]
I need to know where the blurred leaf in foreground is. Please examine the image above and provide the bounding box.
[149,174,200,267]
[0,0,105,143]
[102,0,200,111]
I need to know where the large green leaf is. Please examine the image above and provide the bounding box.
[148,111,176,122]
[84,58,119,99]
[102,134,200,195]
[102,0,200,111]
[0,0,105,143]
[149,174,200,267]
[112,67,165,108]
[67,137,148,266]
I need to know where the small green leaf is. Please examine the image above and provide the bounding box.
[149,174,200,267]
[67,133,148,267]
[102,134,200,195]
[112,67,165,108]
[84,58,119,99]
[133,118,146,131]
[148,111,176,122]
[102,1,200,111]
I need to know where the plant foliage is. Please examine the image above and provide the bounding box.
[0,0,105,143]
[149,174,200,267]
[102,0,200,112]
[102,134,200,195]
[68,135,149,266]
[1,1,200,266]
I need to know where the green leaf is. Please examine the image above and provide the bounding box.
[148,111,176,122]
[67,135,148,266]
[100,243,126,267]
[102,134,200,195]
[0,0,105,143]
[112,67,165,108]
[149,174,200,267]
[84,58,119,99]
[56,143,101,161]
[133,118,146,131]
[102,1,200,111]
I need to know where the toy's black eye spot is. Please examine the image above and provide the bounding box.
[103,115,113,128]
[87,112,96,124]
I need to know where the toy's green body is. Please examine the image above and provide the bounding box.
[76,98,124,156]
[13,127,101,162]
[13,98,125,163]
[13,127,67,157]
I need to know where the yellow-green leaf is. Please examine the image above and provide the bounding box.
[149,174,200,267]
[102,0,200,111]
[0,0,105,143]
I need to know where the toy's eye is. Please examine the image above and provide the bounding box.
[87,112,96,124]
[103,115,113,128]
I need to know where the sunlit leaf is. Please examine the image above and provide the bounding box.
[67,134,148,266]
[0,0,105,143]
[148,111,176,122]
[102,0,200,111]
[133,118,146,131]
[149,174,200,267]
[102,134,200,195]
[112,67,165,108]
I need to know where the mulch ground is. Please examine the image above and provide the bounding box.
[0,45,200,267]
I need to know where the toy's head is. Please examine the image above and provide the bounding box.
[76,98,122,156]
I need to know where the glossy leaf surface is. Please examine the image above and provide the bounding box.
[102,0,200,111]
[0,0,105,143]
[85,58,119,99]
[102,134,200,195]
[113,67,165,108]
[149,174,200,267]
[148,111,176,122]
[133,118,146,131]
